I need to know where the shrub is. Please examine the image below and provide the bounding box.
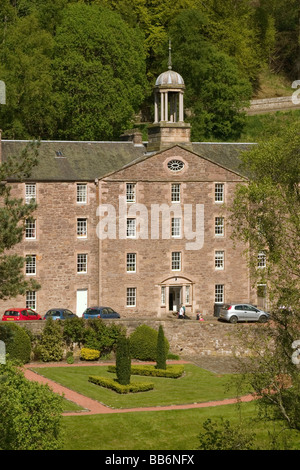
[66,351,74,364]
[63,316,85,347]
[0,323,31,364]
[156,325,167,370]
[35,317,63,362]
[83,318,125,355]
[129,324,169,361]
[116,335,131,385]
[88,375,154,394]
[108,364,184,378]
[0,361,63,450]
[80,347,100,361]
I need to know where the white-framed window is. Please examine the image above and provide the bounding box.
[126,218,136,238]
[215,217,224,236]
[77,254,87,273]
[25,184,36,204]
[77,184,87,204]
[215,183,224,203]
[171,217,181,238]
[126,253,136,272]
[127,287,136,307]
[26,255,36,275]
[172,251,181,271]
[257,251,266,268]
[171,183,181,203]
[77,218,87,238]
[215,251,225,270]
[26,291,36,310]
[215,284,224,303]
[161,286,166,305]
[185,285,191,304]
[25,219,36,239]
[126,183,136,203]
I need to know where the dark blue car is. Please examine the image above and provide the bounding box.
[44,308,77,320]
[82,306,120,319]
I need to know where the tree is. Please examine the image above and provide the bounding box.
[230,123,300,432]
[0,361,63,450]
[169,9,252,141]
[115,334,131,385]
[0,143,40,300]
[52,3,147,141]
[156,325,167,370]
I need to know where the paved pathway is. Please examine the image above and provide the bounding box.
[23,361,256,417]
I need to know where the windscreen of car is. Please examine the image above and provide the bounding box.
[64,310,74,317]
[4,310,19,316]
[48,310,61,316]
[107,308,115,314]
[27,309,37,316]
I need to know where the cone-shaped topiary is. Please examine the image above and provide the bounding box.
[116,335,131,385]
[156,325,167,370]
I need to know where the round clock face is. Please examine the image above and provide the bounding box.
[167,159,184,172]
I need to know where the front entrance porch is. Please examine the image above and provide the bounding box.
[159,276,194,317]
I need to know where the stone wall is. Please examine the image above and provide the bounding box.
[19,317,261,357]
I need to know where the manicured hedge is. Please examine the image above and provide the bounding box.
[107,364,184,378]
[80,347,100,361]
[129,324,169,361]
[88,375,154,394]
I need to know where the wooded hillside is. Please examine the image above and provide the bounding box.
[0,0,299,141]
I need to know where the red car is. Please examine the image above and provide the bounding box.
[2,308,42,321]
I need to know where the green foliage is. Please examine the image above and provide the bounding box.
[83,318,124,355]
[108,364,184,378]
[0,323,31,363]
[63,316,86,347]
[197,418,255,450]
[129,324,169,361]
[35,317,63,362]
[0,143,40,300]
[156,325,167,370]
[80,347,100,361]
[0,361,63,450]
[115,335,131,385]
[88,375,154,394]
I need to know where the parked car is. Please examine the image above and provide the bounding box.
[219,303,270,324]
[2,308,42,321]
[82,306,120,319]
[44,308,77,320]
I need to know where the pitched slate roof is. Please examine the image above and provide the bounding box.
[2,139,255,181]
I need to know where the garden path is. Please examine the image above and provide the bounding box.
[23,360,256,416]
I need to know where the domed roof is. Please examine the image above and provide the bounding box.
[155,69,184,87]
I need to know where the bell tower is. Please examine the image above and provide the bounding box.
[147,41,191,152]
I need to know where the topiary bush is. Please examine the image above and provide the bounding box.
[80,347,100,361]
[0,323,31,364]
[116,335,131,385]
[156,325,167,370]
[129,324,169,361]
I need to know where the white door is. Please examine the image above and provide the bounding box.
[76,289,88,316]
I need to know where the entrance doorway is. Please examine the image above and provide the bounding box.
[169,286,182,312]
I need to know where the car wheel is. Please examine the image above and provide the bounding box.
[229,315,238,324]
[258,315,268,323]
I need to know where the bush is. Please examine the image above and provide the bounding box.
[129,324,169,361]
[108,364,184,378]
[156,325,167,370]
[83,318,124,355]
[63,316,85,347]
[0,361,63,450]
[35,317,63,362]
[80,347,100,361]
[88,375,154,394]
[115,335,131,385]
[0,323,31,364]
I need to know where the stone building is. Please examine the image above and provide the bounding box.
[0,65,259,318]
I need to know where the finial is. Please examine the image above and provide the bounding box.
[168,39,172,70]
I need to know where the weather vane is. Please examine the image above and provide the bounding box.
[168,39,172,70]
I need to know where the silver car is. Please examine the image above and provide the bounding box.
[219,304,270,324]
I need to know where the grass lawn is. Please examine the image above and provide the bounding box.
[31,364,245,409]
[61,402,300,450]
